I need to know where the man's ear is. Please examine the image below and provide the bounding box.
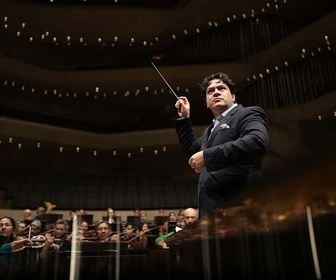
[232,93,236,102]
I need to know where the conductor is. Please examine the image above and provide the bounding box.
[173,72,269,218]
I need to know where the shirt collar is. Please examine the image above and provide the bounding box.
[213,103,237,122]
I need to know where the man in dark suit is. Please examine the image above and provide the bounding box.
[173,72,269,218]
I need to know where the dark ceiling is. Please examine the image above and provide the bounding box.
[1,0,335,132]
[0,0,335,212]
[0,0,335,172]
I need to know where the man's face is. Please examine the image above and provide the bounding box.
[37,207,46,217]
[184,214,197,225]
[54,224,66,238]
[205,79,235,114]
[183,209,198,225]
[23,210,32,219]
[96,223,111,240]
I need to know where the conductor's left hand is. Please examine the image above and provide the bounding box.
[188,151,205,173]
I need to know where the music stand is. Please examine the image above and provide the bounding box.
[77,214,94,225]
[44,214,62,230]
[44,214,63,225]
[148,225,160,236]
[126,216,140,225]
[102,216,121,223]
[110,222,122,233]
[154,216,166,226]
[168,221,177,233]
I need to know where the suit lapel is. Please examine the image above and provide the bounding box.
[207,105,240,145]
[202,124,213,148]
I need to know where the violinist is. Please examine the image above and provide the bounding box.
[16,221,29,239]
[39,219,69,260]
[76,220,90,241]
[120,223,137,242]
[1,216,32,265]
[66,219,97,242]
[95,221,112,242]
[30,220,42,237]
[52,219,69,245]
[118,223,145,249]
[129,222,150,249]
[154,208,198,249]
[79,220,89,233]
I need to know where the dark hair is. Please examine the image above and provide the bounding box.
[199,72,235,100]
[55,218,68,227]
[0,216,17,245]
[95,220,110,232]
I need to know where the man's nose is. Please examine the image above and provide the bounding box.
[214,89,221,95]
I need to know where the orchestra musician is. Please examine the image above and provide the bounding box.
[119,223,137,242]
[120,222,159,249]
[1,216,31,267]
[155,208,198,249]
[74,220,90,241]
[22,209,33,226]
[95,221,112,242]
[52,219,70,245]
[39,219,70,259]
[155,215,185,249]
[30,220,42,237]
[16,221,29,239]
[103,207,118,224]
[161,212,177,235]
[66,220,110,243]
[79,220,89,233]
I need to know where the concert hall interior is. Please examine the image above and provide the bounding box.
[0,0,336,279]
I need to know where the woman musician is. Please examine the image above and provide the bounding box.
[1,216,32,278]
[1,216,32,256]
[63,220,112,243]
[95,221,113,242]
[16,221,30,239]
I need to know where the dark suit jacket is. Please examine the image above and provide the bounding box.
[173,104,269,217]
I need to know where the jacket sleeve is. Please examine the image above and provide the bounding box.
[172,117,202,157]
[154,231,175,247]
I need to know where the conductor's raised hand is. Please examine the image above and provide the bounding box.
[175,96,190,119]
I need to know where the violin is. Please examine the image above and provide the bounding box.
[16,232,50,250]
[127,226,160,249]
[81,229,98,241]
[24,228,55,249]
[30,234,47,248]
